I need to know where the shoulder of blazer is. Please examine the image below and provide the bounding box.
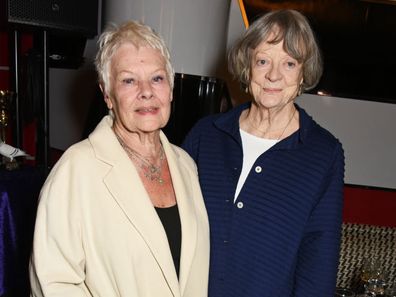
[172,145,198,172]
[159,132,198,177]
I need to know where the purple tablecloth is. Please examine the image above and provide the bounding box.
[0,189,17,296]
[0,166,44,297]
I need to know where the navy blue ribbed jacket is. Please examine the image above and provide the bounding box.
[182,102,345,297]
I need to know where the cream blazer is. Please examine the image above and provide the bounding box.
[29,116,209,297]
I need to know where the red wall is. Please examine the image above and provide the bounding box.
[0,32,10,90]
[343,185,396,227]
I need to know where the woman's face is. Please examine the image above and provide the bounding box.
[104,43,172,134]
[249,37,303,110]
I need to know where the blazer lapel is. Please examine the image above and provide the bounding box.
[90,117,180,297]
[104,164,180,296]
[160,133,198,296]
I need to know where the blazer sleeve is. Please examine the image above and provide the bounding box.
[293,142,345,297]
[30,159,91,297]
[181,121,201,162]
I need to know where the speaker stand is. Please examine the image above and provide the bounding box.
[42,30,50,174]
[12,30,21,149]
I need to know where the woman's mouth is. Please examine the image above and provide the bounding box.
[263,87,282,93]
[135,106,159,114]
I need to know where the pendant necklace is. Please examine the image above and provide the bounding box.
[115,133,165,185]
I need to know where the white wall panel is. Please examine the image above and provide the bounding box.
[104,0,230,77]
[297,94,396,189]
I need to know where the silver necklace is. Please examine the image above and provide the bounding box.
[115,133,165,184]
[276,107,297,141]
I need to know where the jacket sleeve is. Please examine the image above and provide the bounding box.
[181,123,199,162]
[29,160,91,297]
[293,143,345,297]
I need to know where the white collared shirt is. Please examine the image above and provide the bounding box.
[234,129,278,202]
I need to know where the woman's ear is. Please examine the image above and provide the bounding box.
[99,84,113,110]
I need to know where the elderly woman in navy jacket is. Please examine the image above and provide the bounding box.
[182,9,344,297]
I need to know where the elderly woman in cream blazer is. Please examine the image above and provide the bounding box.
[29,20,209,297]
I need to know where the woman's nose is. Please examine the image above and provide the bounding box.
[138,81,153,100]
[266,63,282,81]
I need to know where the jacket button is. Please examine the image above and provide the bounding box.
[237,201,244,209]
[255,166,262,173]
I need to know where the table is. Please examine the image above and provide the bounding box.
[0,166,45,297]
[0,188,17,296]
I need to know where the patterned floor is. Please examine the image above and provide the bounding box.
[337,223,396,290]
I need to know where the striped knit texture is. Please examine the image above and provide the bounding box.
[182,102,345,297]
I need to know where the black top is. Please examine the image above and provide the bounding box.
[155,204,182,278]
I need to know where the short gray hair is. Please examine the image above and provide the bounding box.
[228,9,322,92]
[95,20,175,92]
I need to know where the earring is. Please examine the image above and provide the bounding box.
[244,83,250,93]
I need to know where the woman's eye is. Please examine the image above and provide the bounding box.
[257,59,267,66]
[153,75,164,83]
[122,78,134,84]
[286,61,297,68]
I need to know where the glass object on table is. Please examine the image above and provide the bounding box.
[361,257,382,283]
[364,278,387,296]
[335,287,355,296]
[364,271,388,296]
[355,257,388,295]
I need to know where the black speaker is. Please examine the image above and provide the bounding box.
[7,0,99,37]
[163,73,233,145]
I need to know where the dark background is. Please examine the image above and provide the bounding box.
[243,0,396,104]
